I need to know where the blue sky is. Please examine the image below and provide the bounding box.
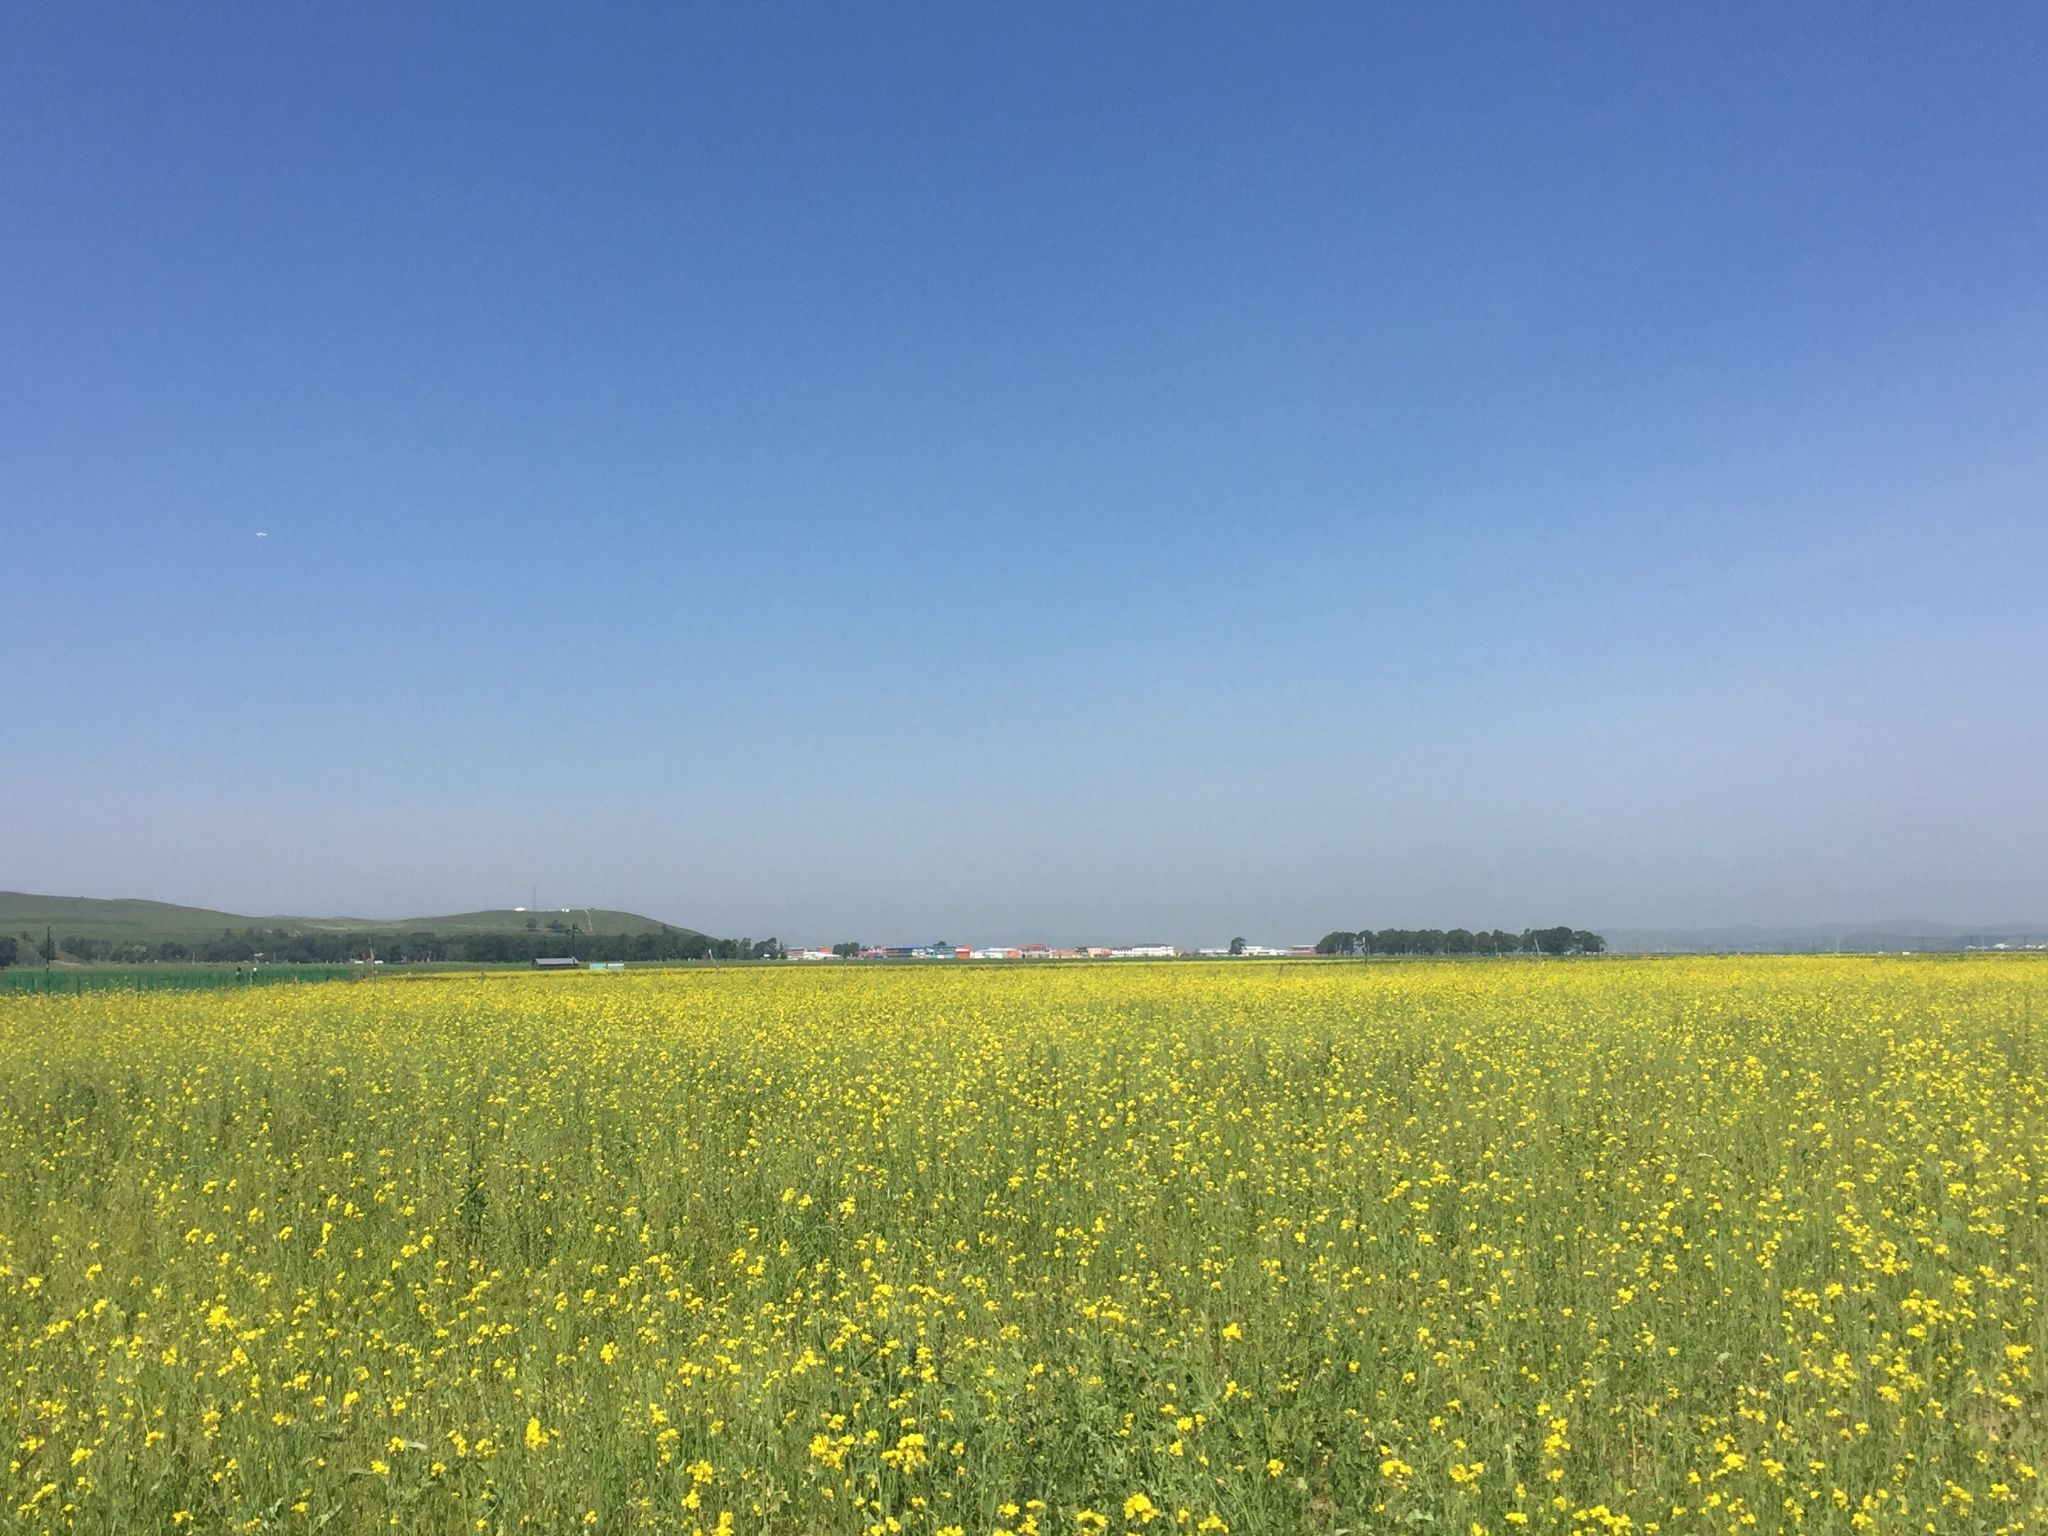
[4,4,2045,942]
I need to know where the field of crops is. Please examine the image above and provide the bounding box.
[1,958,2042,1535]
[0,966,359,997]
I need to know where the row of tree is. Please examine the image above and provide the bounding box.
[1,931,59,967]
[1314,926,1605,956]
[10,926,784,967]
[6,924,1607,968]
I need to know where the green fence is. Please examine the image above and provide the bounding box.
[0,965,359,996]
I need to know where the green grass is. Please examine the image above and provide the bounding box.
[0,894,262,946]
[0,963,359,994]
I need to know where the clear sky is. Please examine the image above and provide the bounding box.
[4,4,2045,944]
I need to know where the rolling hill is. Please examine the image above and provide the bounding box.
[0,892,702,946]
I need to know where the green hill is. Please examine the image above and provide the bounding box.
[317,908,693,940]
[0,892,701,946]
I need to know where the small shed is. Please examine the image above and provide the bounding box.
[533,956,579,971]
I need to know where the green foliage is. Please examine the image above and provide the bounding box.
[0,964,355,995]
[42,919,768,967]
[1317,927,1604,956]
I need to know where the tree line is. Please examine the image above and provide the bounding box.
[1314,926,1605,956]
[4,926,784,967]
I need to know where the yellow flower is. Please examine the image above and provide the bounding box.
[3,954,2037,1529]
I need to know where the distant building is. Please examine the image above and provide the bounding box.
[533,956,578,971]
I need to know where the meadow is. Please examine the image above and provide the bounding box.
[0,958,2042,1535]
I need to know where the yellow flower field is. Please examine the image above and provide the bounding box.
[1,958,2043,1534]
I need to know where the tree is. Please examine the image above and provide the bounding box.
[1316,923,1602,957]
[1228,937,1246,956]
[0,936,16,969]
[832,942,863,958]
[38,927,56,963]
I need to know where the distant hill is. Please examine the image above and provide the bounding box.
[325,907,694,940]
[1604,921,2048,954]
[0,892,702,946]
